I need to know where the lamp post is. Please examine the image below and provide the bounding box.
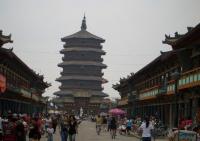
[171,69,181,127]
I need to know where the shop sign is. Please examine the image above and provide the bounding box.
[0,74,6,93]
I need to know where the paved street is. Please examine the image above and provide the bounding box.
[41,120,139,141]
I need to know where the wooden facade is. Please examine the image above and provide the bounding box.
[113,23,200,127]
[0,30,50,115]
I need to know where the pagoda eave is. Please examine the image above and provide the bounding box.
[58,61,107,68]
[54,90,73,96]
[60,48,106,54]
[61,30,105,43]
[56,76,106,82]
[91,91,108,97]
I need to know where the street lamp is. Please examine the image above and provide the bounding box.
[171,69,181,127]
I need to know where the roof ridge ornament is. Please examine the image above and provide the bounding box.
[81,14,87,31]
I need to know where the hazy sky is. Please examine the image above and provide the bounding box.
[1,0,200,99]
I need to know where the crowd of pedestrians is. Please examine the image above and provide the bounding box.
[93,115,157,140]
[0,111,79,141]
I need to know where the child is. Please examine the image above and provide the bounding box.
[47,124,54,141]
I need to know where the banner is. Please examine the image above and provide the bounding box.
[0,74,6,93]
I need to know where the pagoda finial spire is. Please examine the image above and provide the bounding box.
[81,14,87,31]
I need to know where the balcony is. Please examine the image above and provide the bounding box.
[7,84,32,98]
[138,67,200,100]
[178,67,200,90]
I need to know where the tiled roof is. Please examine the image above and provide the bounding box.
[56,75,105,81]
[60,47,105,54]
[58,61,107,68]
[61,30,105,42]
[54,90,73,96]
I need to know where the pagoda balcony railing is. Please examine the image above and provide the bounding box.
[138,67,200,100]
[59,86,103,91]
[62,57,103,62]
[60,72,103,77]
[64,44,102,49]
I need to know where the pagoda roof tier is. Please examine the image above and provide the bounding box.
[0,30,13,47]
[54,90,108,98]
[54,90,73,96]
[61,16,105,43]
[60,47,106,54]
[56,75,107,83]
[58,61,107,68]
[91,91,108,97]
[61,30,105,43]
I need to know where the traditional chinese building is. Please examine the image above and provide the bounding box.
[113,23,200,127]
[54,16,108,115]
[0,30,50,115]
[99,98,112,114]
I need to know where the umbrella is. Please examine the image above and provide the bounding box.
[109,108,126,116]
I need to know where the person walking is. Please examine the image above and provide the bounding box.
[126,118,132,135]
[110,117,117,139]
[46,124,54,141]
[95,115,102,135]
[60,115,69,141]
[107,115,111,132]
[16,117,26,141]
[102,116,107,132]
[29,124,41,141]
[52,116,57,134]
[68,115,78,141]
[139,117,154,141]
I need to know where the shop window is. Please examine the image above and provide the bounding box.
[156,89,158,94]
[167,86,170,92]
[182,78,186,85]
[198,73,200,81]
[186,76,190,84]
[169,85,171,91]
[172,85,175,91]
[194,74,198,82]
[179,79,182,86]
[190,75,193,83]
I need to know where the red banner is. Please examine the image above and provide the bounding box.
[0,74,6,93]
